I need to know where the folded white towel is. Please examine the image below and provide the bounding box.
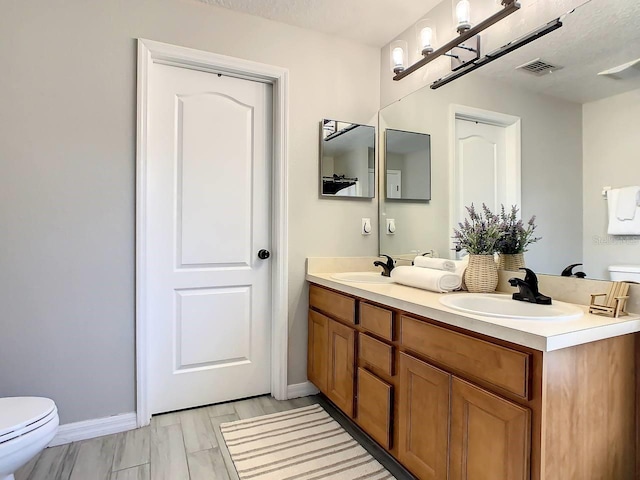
[413,256,468,274]
[608,189,640,235]
[616,186,640,220]
[413,256,456,272]
[391,266,463,293]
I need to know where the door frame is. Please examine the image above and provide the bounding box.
[449,104,521,259]
[136,38,289,427]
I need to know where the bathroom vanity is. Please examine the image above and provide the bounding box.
[306,269,640,480]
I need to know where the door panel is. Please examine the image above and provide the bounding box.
[449,377,531,480]
[307,310,329,393]
[145,62,273,414]
[327,319,356,417]
[178,93,253,267]
[357,368,393,449]
[398,353,450,480]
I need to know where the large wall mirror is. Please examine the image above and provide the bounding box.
[379,0,640,280]
[385,129,431,201]
[320,119,375,198]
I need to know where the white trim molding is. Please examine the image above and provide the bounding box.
[136,39,289,427]
[49,413,137,447]
[287,382,320,399]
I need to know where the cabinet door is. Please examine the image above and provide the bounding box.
[307,310,329,393]
[398,353,450,480]
[356,368,393,449]
[327,318,356,417]
[449,377,531,480]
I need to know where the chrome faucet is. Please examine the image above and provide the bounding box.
[374,255,395,277]
[508,268,552,305]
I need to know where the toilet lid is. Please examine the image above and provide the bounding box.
[0,397,56,439]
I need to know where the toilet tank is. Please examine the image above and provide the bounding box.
[608,265,640,282]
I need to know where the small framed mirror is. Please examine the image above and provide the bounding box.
[384,129,431,201]
[320,119,375,198]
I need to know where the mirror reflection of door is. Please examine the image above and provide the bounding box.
[387,170,402,199]
[453,115,521,258]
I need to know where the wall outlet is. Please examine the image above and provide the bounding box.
[386,218,396,235]
[362,218,372,235]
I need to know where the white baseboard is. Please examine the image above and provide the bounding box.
[287,381,319,399]
[49,412,137,447]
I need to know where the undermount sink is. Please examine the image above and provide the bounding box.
[331,271,394,284]
[439,293,584,321]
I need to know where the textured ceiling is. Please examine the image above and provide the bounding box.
[196,0,441,47]
[477,0,640,103]
[197,0,640,103]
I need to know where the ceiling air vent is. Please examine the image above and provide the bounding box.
[516,58,563,76]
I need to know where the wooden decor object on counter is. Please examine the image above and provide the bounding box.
[589,281,630,318]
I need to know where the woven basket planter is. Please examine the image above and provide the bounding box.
[464,254,499,293]
[497,253,526,272]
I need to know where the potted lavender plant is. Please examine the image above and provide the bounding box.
[452,203,501,293]
[496,205,541,271]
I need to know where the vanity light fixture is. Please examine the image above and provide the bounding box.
[430,17,563,89]
[390,40,408,74]
[416,19,436,55]
[393,0,521,81]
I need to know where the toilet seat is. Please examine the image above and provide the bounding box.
[0,397,56,444]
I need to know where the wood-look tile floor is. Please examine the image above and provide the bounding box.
[16,395,318,480]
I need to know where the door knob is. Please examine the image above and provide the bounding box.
[258,249,270,260]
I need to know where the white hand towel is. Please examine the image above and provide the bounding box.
[413,255,467,274]
[391,266,463,293]
[413,256,457,272]
[615,186,640,220]
[608,189,640,235]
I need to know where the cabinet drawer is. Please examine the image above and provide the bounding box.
[357,368,393,450]
[309,285,356,325]
[359,302,394,341]
[400,315,530,399]
[359,333,394,376]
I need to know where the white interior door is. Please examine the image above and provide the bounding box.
[387,170,402,199]
[145,62,273,414]
[455,119,508,216]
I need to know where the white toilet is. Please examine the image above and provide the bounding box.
[609,265,640,282]
[0,397,59,480]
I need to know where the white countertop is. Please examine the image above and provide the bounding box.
[306,272,640,352]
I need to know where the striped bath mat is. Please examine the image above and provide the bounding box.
[220,403,396,480]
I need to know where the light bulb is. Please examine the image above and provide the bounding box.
[456,0,472,32]
[392,47,404,68]
[390,40,408,74]
[420,27,433,52]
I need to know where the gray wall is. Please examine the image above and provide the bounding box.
[583,89,640,279]
[0,0,380,423]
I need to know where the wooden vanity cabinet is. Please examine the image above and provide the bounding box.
[326,318,356,416]
[307,286,357,418]
[449,377,530,480]
[397,353,450,480]
[307,284,638,480]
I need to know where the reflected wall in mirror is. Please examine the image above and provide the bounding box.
[379,0,640,280]
[320,119,375,198]
[385,129,432,201]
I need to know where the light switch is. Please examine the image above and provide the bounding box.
[386,218,396,234]
[362,218,372,235]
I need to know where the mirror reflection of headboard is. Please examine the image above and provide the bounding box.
[320,119,375,199]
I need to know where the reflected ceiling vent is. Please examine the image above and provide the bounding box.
[516,58,563,76]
